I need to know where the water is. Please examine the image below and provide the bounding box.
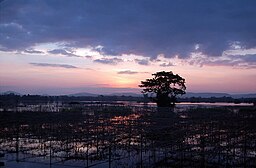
[0,104,256,167]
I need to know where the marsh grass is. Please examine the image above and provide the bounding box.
[0,105,255,167]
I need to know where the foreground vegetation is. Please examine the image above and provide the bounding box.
[0,105,256,167]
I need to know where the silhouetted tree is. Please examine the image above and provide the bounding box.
[139,71,186,107]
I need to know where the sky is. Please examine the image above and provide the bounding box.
[0,0,256,95]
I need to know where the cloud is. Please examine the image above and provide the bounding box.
[159,62,174,67]
[30,63,78,69]
[117,70,138,75]
[24,49,44,54]
[135,59,150,65]
[117,70,149,74]
[85,55,93,59]
[93,46,119,56]
[48,49,79,57]
[93,58,123,65]
[187,52,256,69]
[0,0,256,61]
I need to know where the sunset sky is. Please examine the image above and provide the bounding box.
[0,0,256,95]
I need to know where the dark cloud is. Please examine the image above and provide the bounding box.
[93,47,119,56]
[117,70,138,75]
[30,63,78,69]
[159,62,174,67]
[85,55,93,59]
[189,54,256,69]
[236,54,256,63]
[24,49,44,54]
[93,58,123,65]
[48,49,79,57]
[135,59,150,65]
[117,70,149,74]
[1,0,256,60]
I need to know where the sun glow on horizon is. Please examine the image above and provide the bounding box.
[112,77,138,88]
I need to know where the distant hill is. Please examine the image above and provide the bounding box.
[0,91,21,95]
[182,92,230,98]
[102,92,256,98]
[182,92,256,98]
[107,92,143,97]
[1,91,255,99]
[231,93,256,98]
[68,92,98,97]
[69,92,143,97]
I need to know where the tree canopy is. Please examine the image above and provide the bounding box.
[139,71,186,107]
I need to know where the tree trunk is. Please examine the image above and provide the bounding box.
[156,94,171,107]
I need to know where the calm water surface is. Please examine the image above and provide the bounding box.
[0,103,255,167]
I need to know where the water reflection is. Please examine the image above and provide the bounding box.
[0,105,256,167]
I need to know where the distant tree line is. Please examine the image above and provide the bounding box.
[177,96,256,104]
[0,94,143,108]
[0,94,255,108]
